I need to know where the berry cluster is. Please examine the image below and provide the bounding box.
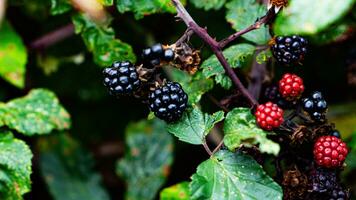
[148,81,188,123]
[103,61,141,96]
[271,35,308,66]
[313,136,348,168]
[302,91,328,122]
[142,43,175,67]
[255,102,284,131]
[278,73,304,101]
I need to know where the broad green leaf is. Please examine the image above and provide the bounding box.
[0,89,71,136]
[170,68,214,105]
[50,0,71,15]
[0,131,32,200]
[0,21,27,88]
[160,182,190,200]
[190,150,283,200]
[38,134,110,200]
[116,0,176,19]
[166,107,224,145]
[223,108,280,155]
[117,119,174,200]
[274,0,354,35]
[226,0,270,44]
[190,0,225,10]
[201,44,255,89]
[72,13,136,67]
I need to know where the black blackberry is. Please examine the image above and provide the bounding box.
[309,168,338,194]
[329,186,349,200]
[262,84,295,109]
[142,44,175,67]
[148,81,188,123]
[330,130,341,138]
[302,91,328,122]
[271,35,308,65]
[103,61,140,96]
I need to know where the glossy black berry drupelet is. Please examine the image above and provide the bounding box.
[142,44,175,67]
[148,82,188,123]
[309,168,338,194]
[262,84,294,109]
[302,91,328,122]
[271,35,308,65]
[330,130,341,138]
[103,61,140,96]
[329,186,349,200]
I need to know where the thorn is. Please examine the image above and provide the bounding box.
[274,6,281,13]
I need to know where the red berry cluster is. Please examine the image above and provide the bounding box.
[313,136,348,168]
[279,73,304,101]
[255,102,284,131]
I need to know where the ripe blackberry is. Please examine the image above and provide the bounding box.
[148,81,188,123]
[329,186,349,200]
[103,61,140,96]
[278,73,304,101]
[302,91,328,122]
[330,130,341,138]
[309,168,338,194]
[313,136,348,168]
[142,44,175,67]
[271,35,308,65]
[255,102,284,131]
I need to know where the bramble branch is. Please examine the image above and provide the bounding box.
[171,0,258,107]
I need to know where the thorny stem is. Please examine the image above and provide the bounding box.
[171,0,258,107]
[219,9,276,49]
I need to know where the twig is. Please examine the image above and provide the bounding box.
[202,139,213,156]
[28,23,75,50]
[175,28,194,46]
[219,9,276,49]
[212,140,224,155]
[171,0,258,107]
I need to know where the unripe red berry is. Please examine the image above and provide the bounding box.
[313,136,348,168]
[278,73,304,101]
[255,102,284,131]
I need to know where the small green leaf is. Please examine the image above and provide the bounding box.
[256,49,272,64]
[72,13,136,67]
[50,0,71,15]
[160,182,190,200]
[201,44,255,89]
[99,0,113,6]
[190,150,283,200]
[167,107,224,145]
[170,68,214,105]
[0,21,27,88]
[117,119,174,200]
[190,0,226,10]
[274,0,354,35]
[116,0,177,19]
[38,134,110,200]
[223,108,280,155]
[226,0,270,44]
[0,131,32,200]
[0,89,71,136]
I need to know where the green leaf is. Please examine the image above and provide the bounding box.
[116,0,177,19]
[50,0,71,15]
[170,68,214,105]
[190,0,226,10]
[223,108,280,155]
[72,13,136,67]
[201,44,255,89]
[160,182,190,200]
[274,0,355,35]
[166,107,224,145]
[0,89,71,136]
[38,134,110,200]
[0,21,27,88]
[226,0,270,44]
[190,150,283,200]
[99,0,113,6]
[256,49,272,64]
[117,119,174,200]
[0,131,32,200]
